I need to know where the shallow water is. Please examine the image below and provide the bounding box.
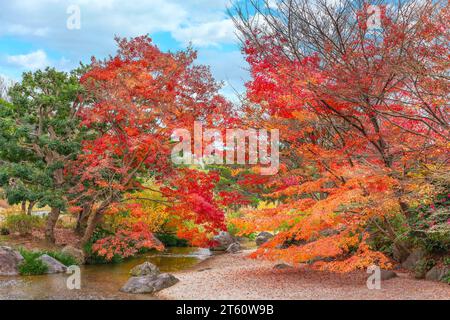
[0,247,211,300]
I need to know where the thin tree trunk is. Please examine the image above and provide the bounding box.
[81,210,99,246]
[45,207,60,243]
[21,201,26,214]
[27,201,35,216]
[75,205,90,235]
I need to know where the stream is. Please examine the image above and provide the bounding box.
[0,247,212,300]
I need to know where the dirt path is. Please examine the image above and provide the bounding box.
[156,250,450,300]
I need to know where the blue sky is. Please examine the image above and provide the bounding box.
[0,0,251,100]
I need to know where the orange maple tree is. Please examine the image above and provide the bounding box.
[68,36,231,252]
[230,0,449,271]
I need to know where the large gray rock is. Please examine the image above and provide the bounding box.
[255,232,274,247]
[401,248,425,271]
[212,231,235,251]
[425,266,450,282]
[392,244,410,263]
[0,246,24,276]
[61,245,85,265]
[38,254,67,274]
[130,262,160,277]
[380,270,397,281]
[226,242,241,254]
[120,273,179,294]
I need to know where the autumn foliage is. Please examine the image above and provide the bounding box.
[67,36,230,253]
[230,0,449,271]
[1,1,448,273]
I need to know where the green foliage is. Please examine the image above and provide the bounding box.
[45,251,78,267]
[155,233,188,247]
[0,68,86,214]
[442,272,450,284]
[4,214,43,236]
[444,257,450,266]
[18,248,48,275]
[0,226,9,235]
[17,247,79,275]
[367,214,410,257]
[408,192,450,254]
[248,232,258,241]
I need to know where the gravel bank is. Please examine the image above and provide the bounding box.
[156,250,450,300]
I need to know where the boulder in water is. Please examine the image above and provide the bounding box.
[120,273,179,294]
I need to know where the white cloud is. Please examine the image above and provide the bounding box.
[6,50,50,70]
[0,0,249,98]
[172,19,236,47]
[6,24,50,37]
[0,0,235,50]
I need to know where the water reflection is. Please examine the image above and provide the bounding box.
[0,247,211,300]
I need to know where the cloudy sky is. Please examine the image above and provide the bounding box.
[0,0,251,99]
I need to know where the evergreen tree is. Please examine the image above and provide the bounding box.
[0,68,84,242]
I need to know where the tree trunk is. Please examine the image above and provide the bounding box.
[21,201,26,214]
[45,207,60,243]
[80,210,99,246]
[75,204,91,235]
[27,201,35,215]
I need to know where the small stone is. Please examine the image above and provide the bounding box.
[274,263,293,270]
[255,232,274,247]
[226,242,241,254]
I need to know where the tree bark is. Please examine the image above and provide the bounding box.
[75,204,91,235]
[27,201,35,215]
[80,210,100,246]
[21,201,26,214]
[45,207,60,243]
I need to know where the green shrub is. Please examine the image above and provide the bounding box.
[18,257,48,275]
[17,247,78,275]
[155,233,188,247]
[443,257,450,266]
[0,226,9,235]
[247,232,258,241]
[45,251,78,267]
[442,272,450,284]
[18,248,48,275]
[4,214,43,236]
[407,192,450,254]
